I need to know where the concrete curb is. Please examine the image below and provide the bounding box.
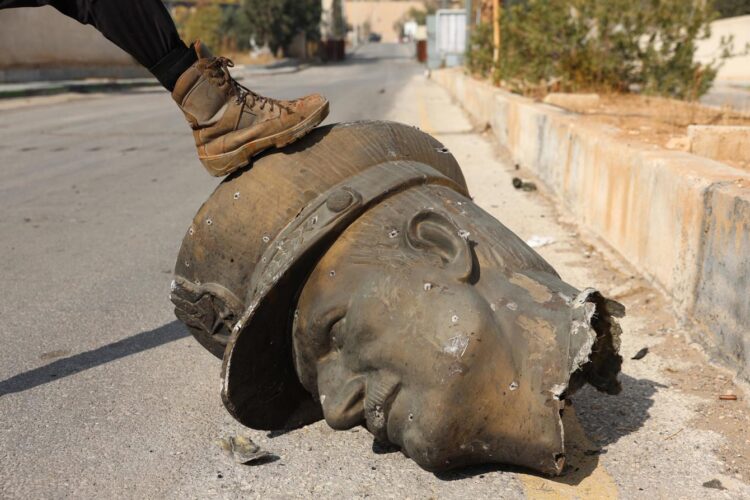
[234,59,307,78]
[433,67,750,380]
[0,61,308,99]
[0,65,150,84]
[0,78,161,99]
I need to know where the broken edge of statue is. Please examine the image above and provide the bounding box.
[170,120,624,475]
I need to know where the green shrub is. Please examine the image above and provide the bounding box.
[241,0,322,55]
[466,22,494,78]
[467,0,732,100]
[184,3,223,50]
[220,5,254,50]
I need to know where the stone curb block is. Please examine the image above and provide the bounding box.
[694,182,750,376]
[433,68,750,379]
[0,79,161,99]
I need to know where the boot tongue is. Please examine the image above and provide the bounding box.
[194,40,214,60]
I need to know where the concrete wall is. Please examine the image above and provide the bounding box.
[696,15,750,82]
[0,7,141,81]
[434,68,750,380]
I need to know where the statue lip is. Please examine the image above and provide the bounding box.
[365,380,401,439]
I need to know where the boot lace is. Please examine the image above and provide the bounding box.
[206,56,279,112]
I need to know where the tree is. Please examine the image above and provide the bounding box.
[394,1,438,38]
[714,0,750,18]
[184,1,223,50]
[330,0,348,39]
[466,0,733,100]
[220,5,254,50]
[241,0,322,55]
[407,1,439,25]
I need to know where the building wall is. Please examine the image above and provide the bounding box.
[344,1,425,43]
[0,7,136,68]
[695,15,750,82]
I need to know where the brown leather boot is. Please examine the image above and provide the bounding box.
[172,42,329,176]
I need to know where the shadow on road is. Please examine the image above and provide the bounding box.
[573,372,662,447]
[0,320,187,396]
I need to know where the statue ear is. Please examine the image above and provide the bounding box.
[405,210,475,282]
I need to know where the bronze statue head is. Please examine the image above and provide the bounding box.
[171,121,623,475]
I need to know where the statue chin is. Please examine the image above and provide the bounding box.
[171,120,624,475]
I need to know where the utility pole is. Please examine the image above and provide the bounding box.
[492,0,501,64]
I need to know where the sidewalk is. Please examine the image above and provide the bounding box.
[384,74,750,498]
[0,60,305,100]
[0,77,161,99]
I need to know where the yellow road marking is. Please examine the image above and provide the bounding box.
[519,408,619,499]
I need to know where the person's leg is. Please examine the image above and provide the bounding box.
[1,0,329,176]
[0,0,194,90]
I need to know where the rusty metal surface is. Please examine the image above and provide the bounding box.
[171,120,623,475]
[171,121,466,357]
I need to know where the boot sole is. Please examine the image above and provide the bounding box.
[200,101,330,177]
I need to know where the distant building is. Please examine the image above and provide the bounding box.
[695,14,750,82]
[340,0,427,43]
[354,0,425,42]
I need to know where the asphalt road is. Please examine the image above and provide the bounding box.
[2,43,750,499]
[0,43,446,498]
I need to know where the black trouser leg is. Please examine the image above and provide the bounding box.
[0,0,197,90]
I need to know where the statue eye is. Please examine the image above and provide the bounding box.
[330,318,346,351]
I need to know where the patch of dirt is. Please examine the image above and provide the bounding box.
[544,193,750,484]
[548,93,750,170]
[586,250,750,483]
[651,331,750,483]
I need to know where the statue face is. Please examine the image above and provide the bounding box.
[170,122,623,475]
[292,202,620,473]
[299,268,522,471]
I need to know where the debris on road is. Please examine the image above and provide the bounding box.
[664,428,684,440]
[217,435,271,465]
[702,479,727,490]
[631,347,649,360]
[512,177,537,191]
[526,235,556,248]
[719,394,738,401]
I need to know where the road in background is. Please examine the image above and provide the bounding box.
[702,81,750,113]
